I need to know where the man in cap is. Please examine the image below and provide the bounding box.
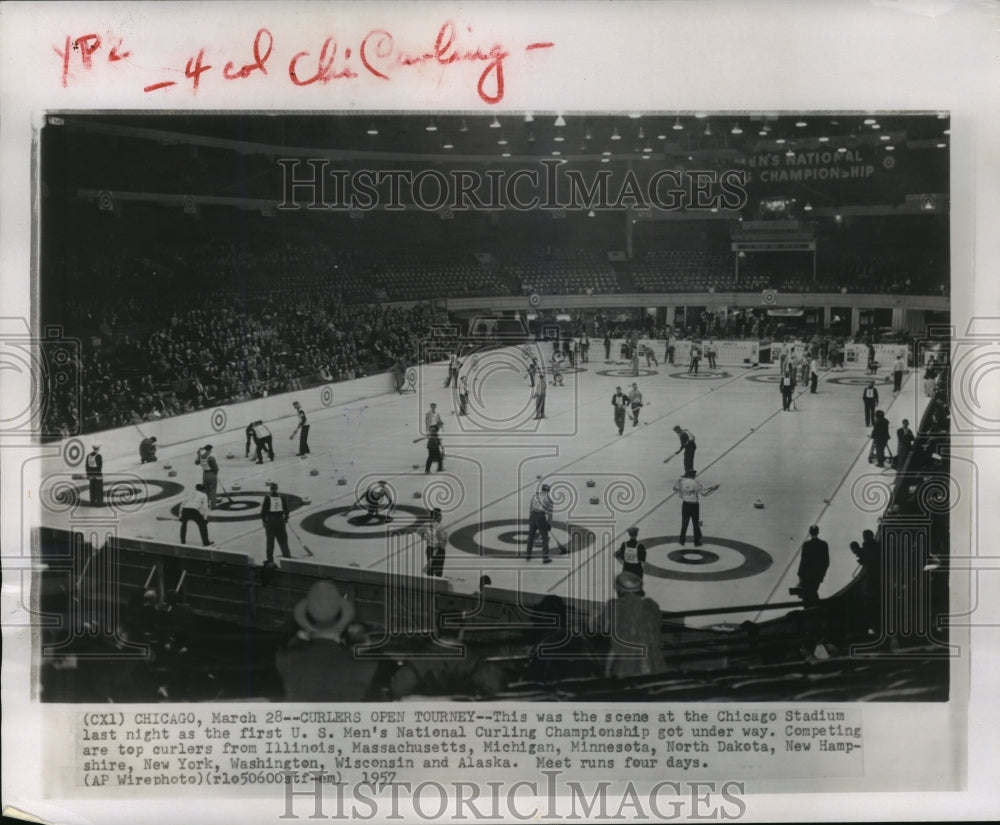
[195,444,220,508]
[86,445,104,506]
[139,436,157,464]
[615,526,646,581]
[598,571,667,679]
[260,481,292,565]
[290,400,310,456]
[179,483,212,547]
[416,508,449,577]
[275,580,379,701]
[526,483,554,563]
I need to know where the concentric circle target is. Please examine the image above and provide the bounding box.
[210,408,228,432]
[320,385,334,406]
[596,368,659,378]
[637,535,772,581]
[52,477,186,510]
[668,370,732,380]
[826,375,892,386]
[170,489,304,523]
[63,438,85,467]
[449,518,596,558]
[745,373,785,384]
[301,503,429,539]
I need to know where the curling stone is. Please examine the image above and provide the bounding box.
[302,496,312,505]
[231,482,242,491]
[310,468,319,476]
[163,463,172,470]
[589,496,599,505]
[753,499,765,509]
[168,470,178,477]
[413,491,422,498]
[227,452,235,459]
[337,477,347,486]
[586,480,596,487]
[412,464,420,470]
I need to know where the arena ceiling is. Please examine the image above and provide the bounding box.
[56,112,949,165]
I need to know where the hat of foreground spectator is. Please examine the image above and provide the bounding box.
[615,571,643,594]
[293,580,352,636]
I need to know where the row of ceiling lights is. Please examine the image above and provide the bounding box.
[364,114,949,156]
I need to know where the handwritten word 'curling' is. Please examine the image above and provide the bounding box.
[290,21,553,103]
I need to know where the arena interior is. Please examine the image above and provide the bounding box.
[34,113,952,702]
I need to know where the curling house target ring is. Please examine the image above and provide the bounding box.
[210,408,228,432]
[596,368,659,378]
[170,490,304,522]
[637,535,772,581]
[71,477,186,508]
[668,370,732,380]
[320,385,334,406]
[826,375,893,386]
[745,373,785,384]
[449,518,596,558]
[301,504,429,539]
[63,438,85,467]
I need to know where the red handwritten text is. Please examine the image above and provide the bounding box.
[56,22,553,103]
[54,33,131,87]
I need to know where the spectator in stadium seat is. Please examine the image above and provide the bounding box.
[275,580,379,701]
[596,572,667,679]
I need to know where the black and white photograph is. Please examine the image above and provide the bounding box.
[34,111,953,706]
[1,2,997,823]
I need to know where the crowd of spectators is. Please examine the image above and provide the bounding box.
[45,289,444,436]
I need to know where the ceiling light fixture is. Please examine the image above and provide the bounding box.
[795,120,807,128]
[366,123,379,136]
[704,123,712,136]
[459,119,469,133]
[554,114,566,127]
[426,119,437,132]
[611,128,621,141]
[818,136,829,142]
[804,202,813,211]
[524,113,534,124]
[490,116,501,128]
[731,123,743,135]
[673,118,683,131]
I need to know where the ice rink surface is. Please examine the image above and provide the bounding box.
[41,344,925,628]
